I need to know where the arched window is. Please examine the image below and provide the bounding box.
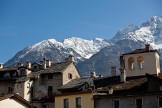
[128,57,135,69]
[137,56,144,69]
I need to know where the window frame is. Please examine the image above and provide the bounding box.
[63,98,69,108]
[48,86,53,96]
[135,98,143,108]
[8,87,13,93]
[159,97,162,108]
[68,73,73,79]
[113,99,120,108]
[75,97,81,108]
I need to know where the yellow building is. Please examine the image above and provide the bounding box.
[55,91,94,108]
[55,76,95,108]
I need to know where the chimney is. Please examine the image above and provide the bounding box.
[108,87,113,94]
[0,64,3,69]
[111,66,116,76]
[43,58,46,69]
[145,44,150,52]
[17,63,23,68]
[120,68,126,82]
[65,55,74,62]
[99,74,103,78]
[46,60,51,68]
[26,61,31,69]
[90,71,96,78]
[120,55,125,69]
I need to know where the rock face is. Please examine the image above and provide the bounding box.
[4,16,162,76]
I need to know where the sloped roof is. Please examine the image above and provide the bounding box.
[59,77,93,91]
[0,66,17,72]
[0,93,36,108]
[122,48,158,55]
[99,77,147,92]
[59,76,122,92]
[28,62,72,78]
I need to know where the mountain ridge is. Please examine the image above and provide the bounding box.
[4,16,162,76]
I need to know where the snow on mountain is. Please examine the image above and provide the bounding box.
[4,16,162,76]
[78,16,162,76]
[63,37,110,59]
[112,16,162,47]
[4,37,110,66]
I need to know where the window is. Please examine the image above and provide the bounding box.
[68,73,72,79]
[159,97,162,108]
[13,72,17,77]
[76,97,81,108]
[43,105,48,108]
[20,69,26,76]
[113,99,119,108]
[48,74,53,79]
[5,73,10,77]
[48,86,53,96]
[136,99,143,108]
[128,57,135,69]
[34,66,38,69]
[137,56,144,69]
[8,87,13,93]
[64,99,69,108]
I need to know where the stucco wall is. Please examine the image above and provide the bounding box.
[62,63,80,85]
[0,98,28,108]
[94,95,159,108]
[55,93,94,108]
[124,52,160,77]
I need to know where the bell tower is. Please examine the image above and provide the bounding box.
[120,44,160,77]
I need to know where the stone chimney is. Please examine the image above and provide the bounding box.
[99,74,103,78]
[108,87,113,94]
[17,63,23,68]
[120,68,126,82]
[120,55,125,69]
[145,44,150,52]
[0,64,3,69]
[111,66,116,76]
[90,71,96,78]
[46,60,51,68]
[43,58,46,69]
[65,55,74,62]
[26,61,31,69]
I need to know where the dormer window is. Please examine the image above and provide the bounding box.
[128,57,135,70]
[34,66,38,69]
[20,69,26,76]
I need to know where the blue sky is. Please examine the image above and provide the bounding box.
[0,0,162,63]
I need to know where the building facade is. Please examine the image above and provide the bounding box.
[0,55,80,108]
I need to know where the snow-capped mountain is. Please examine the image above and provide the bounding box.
[4,37,111,66]
[112,16,162,47]
[4,16,162,76]
[63,37,110,59]
[78,16,162,76]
